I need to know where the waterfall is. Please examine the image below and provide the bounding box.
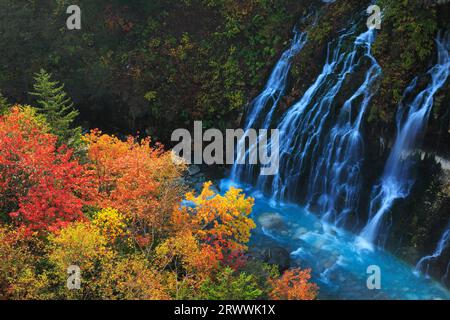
[230,29,307,182]
[307,30,381,227]
[258,25,380,220]
[258,25,359,201]
[360,33,450,245]
[232,18,382,226]
[416,225,450,277]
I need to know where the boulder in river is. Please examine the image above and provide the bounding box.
[293,227,308,239]
[258,212,288,232]
[252,246,291,272]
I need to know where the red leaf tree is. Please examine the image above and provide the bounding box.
[0,106,94,235]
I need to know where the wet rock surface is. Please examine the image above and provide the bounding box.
[183,165,227,192]
[249,237,292,272]
[258,212,288,232]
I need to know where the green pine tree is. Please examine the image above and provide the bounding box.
[30,69,82,147]
[0,91,10,115]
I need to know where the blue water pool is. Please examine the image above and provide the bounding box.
[219,179,450,300]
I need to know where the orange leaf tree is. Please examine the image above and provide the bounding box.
[84,129,185,252]
[269,268,319,300]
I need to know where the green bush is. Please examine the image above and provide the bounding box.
[199,267,264,300]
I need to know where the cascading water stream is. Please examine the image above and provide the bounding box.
[307,30,381,227]
[416,224,450,278]
[244,30,307,130]
[256,25,381,226]
[230,29,307,182]
[233,19,382,228]
[360,33,450,246]
[258,25,359,201]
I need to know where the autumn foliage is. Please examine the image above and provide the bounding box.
[170,182,255,268]
[0,106,94,235]
[269,268,319,300]
[154,183,256,296]
[0,106,318,300]
[84,129,185,250]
